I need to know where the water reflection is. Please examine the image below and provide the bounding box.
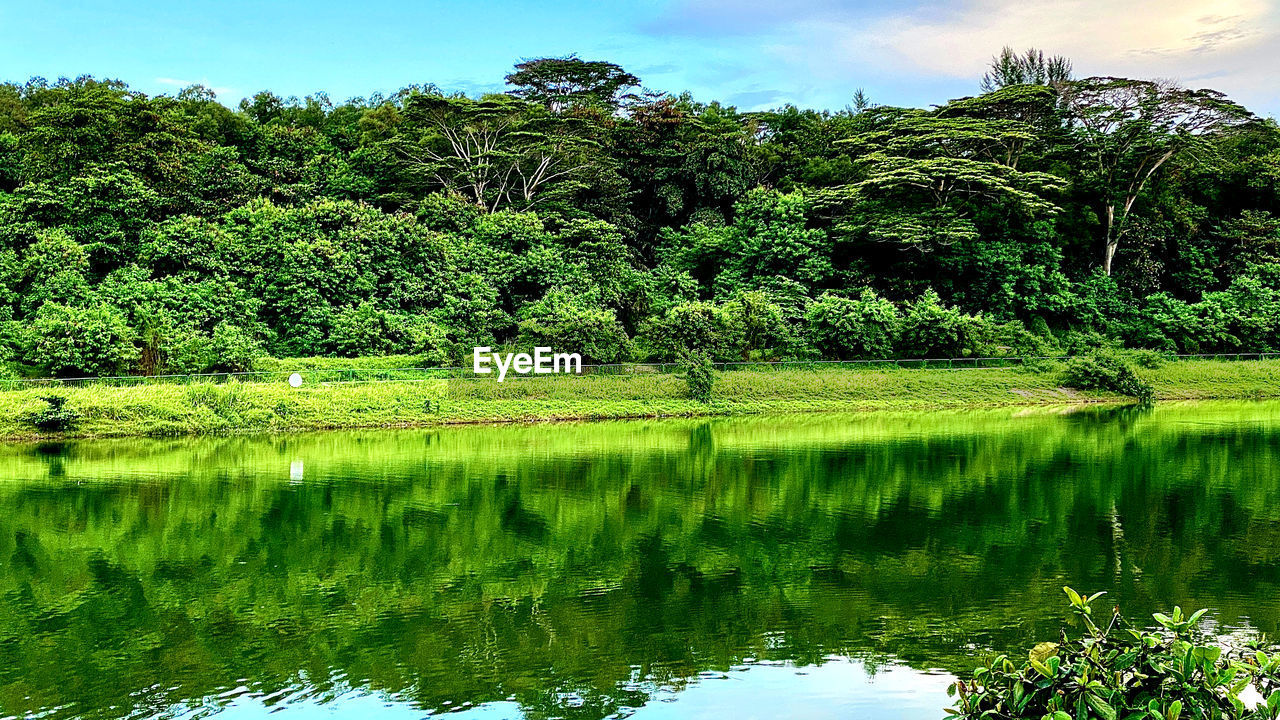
[1,402,1279,719]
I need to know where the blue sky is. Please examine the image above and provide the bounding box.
[2,0,1277,115]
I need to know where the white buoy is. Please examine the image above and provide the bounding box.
[288,372,303,388]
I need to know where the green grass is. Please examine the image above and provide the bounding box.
[0,359,1277,439]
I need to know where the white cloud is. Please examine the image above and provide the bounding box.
[787,0,1279,111]
[867,0,1271,75]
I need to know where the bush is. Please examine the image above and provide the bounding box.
[992,319,1060,356]
[1061,353,1155,403]
[949,588,1280,720]
[722,290,794,360]
[135,314,215,374]
[210,322,267,372]
[894,289,992,358]
[27,303,138,377]
[642,301,743,362]
[21,394,81,432]
[679,351,716,403]
[1129,349,1173,369]
[516,290,633,363]
[805,289,899,359]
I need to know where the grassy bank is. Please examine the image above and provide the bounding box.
[0,359,1278,439]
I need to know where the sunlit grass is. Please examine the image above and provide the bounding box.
[0,360,1275,438]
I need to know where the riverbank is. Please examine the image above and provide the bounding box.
[0,360,1278,439]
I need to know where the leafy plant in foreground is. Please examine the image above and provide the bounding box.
[949,588,1280,720]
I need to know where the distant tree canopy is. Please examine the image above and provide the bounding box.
[505,56,640,111]
[980,46,1073,92]
[0,53,1276,377]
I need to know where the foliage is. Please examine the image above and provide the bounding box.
[505,56,640,111]
[642,301,743,361]
[0,60,1274,377]
[516,289,633,363]
[26,302,137,377]
[805,289,900,359]
[979,46,1073,92]
[19,393,80,431]
[678,350,715,402]
[950,588,1280,720]
[1062,352,1156,402]
[894,290,992,358]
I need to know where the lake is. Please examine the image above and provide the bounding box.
[2,401,1279,720]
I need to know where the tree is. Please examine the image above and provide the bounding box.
[505,56,640,112]
[26,302,138,376]
[394,94,597,211]
[980,46,1072,92]
[1058,77,1255,275]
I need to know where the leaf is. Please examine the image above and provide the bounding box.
[1064,586,1083,607]
[1030,641,1060,663]
[1086,694,1118,720]
[1167,699,1181,720]
[1153,612,1174,628]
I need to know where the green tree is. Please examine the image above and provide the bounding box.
[26,302,138,376]
[505,56,640,112]
[979,46,1072,92]
[1058,77,1256,275]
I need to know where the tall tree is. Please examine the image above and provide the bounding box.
[1058,77,1255,274]
[980,47,1073,92]
[393,94,597,212]
[824,106,1064,251]
[505,56,640,112]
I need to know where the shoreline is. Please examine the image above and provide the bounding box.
[0,360,1276,441]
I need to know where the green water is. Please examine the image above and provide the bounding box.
[2,402,1280,720]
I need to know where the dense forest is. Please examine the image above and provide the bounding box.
[0,50,1277,376]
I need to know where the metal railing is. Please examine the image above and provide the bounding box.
[1,352,1278,391]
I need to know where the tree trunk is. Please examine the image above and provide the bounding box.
[1102,204,1117,276]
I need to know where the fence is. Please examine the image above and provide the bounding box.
[2,352,1279,391]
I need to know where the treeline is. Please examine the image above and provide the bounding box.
[0,52,1278,376]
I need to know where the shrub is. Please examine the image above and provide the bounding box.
[805,289,900,359]
[949,588,1280,720]
[894,289,992,358]
[642,301,743,362]
[21,394,81,432]
[992,319,1060,356]
[1129,349,1173,369]
[210,322,266,372]
[679,351,716,403]
[722,291,795,360]
[135,314,215,374]
[27,303,138,377]
[516,290,633,363]
[1061,353,1155,403]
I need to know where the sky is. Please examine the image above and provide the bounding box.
[1,0,1277,116]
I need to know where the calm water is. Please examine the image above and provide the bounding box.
[2,402,1280,720]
